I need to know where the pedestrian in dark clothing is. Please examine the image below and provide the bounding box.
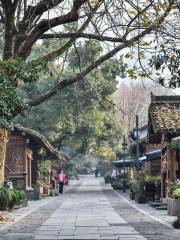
[58,170,65,194]
[95,168,98,178]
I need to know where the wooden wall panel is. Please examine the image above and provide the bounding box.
[5,136,25,175]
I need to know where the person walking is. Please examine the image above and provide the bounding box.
[58,170,65,194]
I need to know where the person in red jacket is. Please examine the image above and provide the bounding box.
[57,170,65,194]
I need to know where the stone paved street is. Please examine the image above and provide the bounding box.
[0,175,180,240]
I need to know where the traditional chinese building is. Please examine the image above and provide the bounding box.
[129,125,161,176]
[4,125,65,190]
[148,95,180,199]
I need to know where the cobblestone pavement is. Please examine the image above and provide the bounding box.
[0,176,180,240]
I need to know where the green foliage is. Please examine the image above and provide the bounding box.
[111,181,124,190]
[129,179,138,193]
[0,188,27,210]
[173,216,180,229]
[150,44,180,88]
[38,160,52,174]
[169,183,180,199]
[18,40,124,158]
[0,76,27,128]
[0,58,48,128]
[0,58,48,83]
[104,173,112,184]
[111,179,129,190]
[68,40,103,69]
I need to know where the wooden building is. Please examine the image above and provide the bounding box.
[129,125,161,175]
[4,125,65,190]
[148,95,180,199]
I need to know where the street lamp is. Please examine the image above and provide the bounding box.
[122,135,128,193]
[133,115,140,171]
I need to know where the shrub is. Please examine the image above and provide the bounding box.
[169,183,180,199]
[172,188,180,199]
[172,216,180,229]
[0,188,27,211]
[104,173,112,184]
[0,188,9,210]
[129,180,138,193]
[111,181,123,189]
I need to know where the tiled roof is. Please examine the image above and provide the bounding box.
[14,124,67,162]
[149,102,180,133]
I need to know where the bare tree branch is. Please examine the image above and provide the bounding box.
[28,27,154,106]
[18,0,88,58]
[40,32,126,42]
[24,0,64,20]
[0,8,5,23]
[36,1,102,62]
[28,0,175,107]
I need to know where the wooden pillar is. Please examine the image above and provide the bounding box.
[0,129,8,187]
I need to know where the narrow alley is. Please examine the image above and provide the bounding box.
[0,176,180,240]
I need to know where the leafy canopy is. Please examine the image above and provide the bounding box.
[0,59,48,128]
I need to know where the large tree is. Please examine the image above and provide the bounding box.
[0,0,179,185]
[18,39,123,160]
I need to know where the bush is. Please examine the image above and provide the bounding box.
[172,188,180,199]
[168,182,180,199]
[104,173,112,184]
[111,179,130,190]
[169,183,180,199]
[0,188,27,211]
[111,181,123,189]
[129,180,138,192]
[172,216,180,229]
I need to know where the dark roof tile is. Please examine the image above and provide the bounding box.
[149,102,180,133]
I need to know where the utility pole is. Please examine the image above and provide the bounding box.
[123,135,126,193]
[136,115,140,171]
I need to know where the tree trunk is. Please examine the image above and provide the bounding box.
[0,129,8,187]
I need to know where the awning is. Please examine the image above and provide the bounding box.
[138,150,161,162]
[112,158,133,168]
[139,156,146,161]
[146,150,161,161]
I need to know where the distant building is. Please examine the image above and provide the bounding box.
[129,125,161,176]
[148,95,180,198]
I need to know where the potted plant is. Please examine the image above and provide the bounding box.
[135,181,146,203]
[133,172,147,204]
[172,216,180,229]
[129,180,137,200]
[0,188,10,210]
[18,190,28,207]
[111,180,123,190]
[104,173,112,184]
[8,189,19,211]
[168,182,180,216]
[0,188,28,211]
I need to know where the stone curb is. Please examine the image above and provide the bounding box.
[113,189,180,233]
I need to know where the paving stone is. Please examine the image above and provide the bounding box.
[73,235,101,239]
[3,176,180,240]
[100,237,118,240]
[34,235,59,239]
[58,237,74,240]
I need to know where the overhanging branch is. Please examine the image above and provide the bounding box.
[27,0,174,106]
[24,0,64,20]
[41,33,125,43]
[18,0,88,58]
[28,29,151,106]
[36,1,103,62]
